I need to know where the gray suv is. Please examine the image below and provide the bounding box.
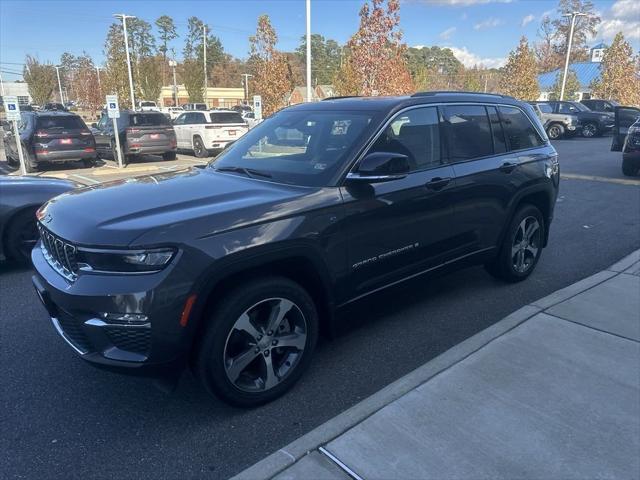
[529,102,579,140]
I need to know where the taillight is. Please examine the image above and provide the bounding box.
[83,147,95,152]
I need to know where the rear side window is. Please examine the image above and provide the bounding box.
[498,106,544,151]
[129,113,170,126]
[442,105,493,162]
[209,112,244,124]
[36,115,85,130]
[538,103,553,113]
[487,107,507,154]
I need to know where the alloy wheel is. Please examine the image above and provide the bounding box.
[511,216,541,274]
[223,297,308,392]
[582,123,597,137]
[547,125,561,139]
[194,138,205,157]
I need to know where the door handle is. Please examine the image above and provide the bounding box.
[425,177,451,190]
[499,161,518,173]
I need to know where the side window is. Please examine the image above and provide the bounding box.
[194,112,207,124]
[369,106,441,171]
[558,102,577,114]
[538,103,553,114]
[174,113,186,125]
[498,106,545,151]
[442,105,493,162]
[487,107,507,154]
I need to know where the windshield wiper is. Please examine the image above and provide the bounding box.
[214,166,272,179]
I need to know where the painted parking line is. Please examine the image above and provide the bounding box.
[561,173,640,186]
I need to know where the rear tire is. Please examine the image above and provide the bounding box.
[162,151,177,161]
[5,208,39,263]
[546,123,565,140]
[23,148,37,173]
[112,141,127,165]
[485,204,545,283]
[193,136,208,158]
[622,157,640,177]
[196,276,319,407]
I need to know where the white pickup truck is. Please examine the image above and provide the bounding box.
[172,110,249,157]
[139,101,159,112]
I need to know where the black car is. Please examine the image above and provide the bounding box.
[32,92,559,407]
[91,110,177,163]
[0,176,78,262]
[2,111,97,172]
[581,99,619,115]
[539,100,614,138]
[611,106,640,176]
[42,103,68,112]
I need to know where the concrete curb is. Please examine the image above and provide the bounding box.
[231,249,640,480]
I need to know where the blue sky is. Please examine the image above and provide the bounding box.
[1,0,638,81]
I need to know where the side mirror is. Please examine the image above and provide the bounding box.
[346,152,410,183]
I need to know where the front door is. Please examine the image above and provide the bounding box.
[173,113,188,148]
[341,106,458,297]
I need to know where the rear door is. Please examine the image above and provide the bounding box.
[173,113,188,148]
[612,106,640,151]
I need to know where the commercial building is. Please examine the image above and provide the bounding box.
[158,85,245,108]
[0,81,31,106]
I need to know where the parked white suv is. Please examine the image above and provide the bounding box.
[161,106,184,120]
[173,110,249,157]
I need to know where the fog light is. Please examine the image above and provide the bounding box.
[101,312,148,324]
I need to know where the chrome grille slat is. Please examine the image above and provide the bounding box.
[38,223,78,281]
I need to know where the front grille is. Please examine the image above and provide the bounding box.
[106,327,151,355]
[57,310,92,352]
[38,223,78,281]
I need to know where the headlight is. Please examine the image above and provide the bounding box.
[77,248,176,273]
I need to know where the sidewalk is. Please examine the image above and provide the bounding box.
[234,250,640,480]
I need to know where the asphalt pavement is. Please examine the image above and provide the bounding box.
[1,136,639,480]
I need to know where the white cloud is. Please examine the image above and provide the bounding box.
[473,17,503,30]
[439,27,457,40]
[449,46,506,68]
[596,0,640,42]
[521,14,536,27]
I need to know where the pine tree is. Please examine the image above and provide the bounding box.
[104,23,133,108]
[155,15,178,62]
[591,32,640,106]
[499,37,540,101]
[249,15,293,116]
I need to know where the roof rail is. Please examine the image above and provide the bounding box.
[411,91,514,99]
[322,95,362,101]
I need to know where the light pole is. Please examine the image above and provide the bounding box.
[114,13,137,110]
[169,59,178,106]
[203,25,208,108]
[560,11,587,101]
[306,0,312,102]
[96,66,101,91]
[0,71,5,96]
[54,66,64,104]
[241,73,253,103]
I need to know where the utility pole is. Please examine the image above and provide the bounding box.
[241,73,253,103]
[203,25,208,108]
[114,13,137,110]
[560,11,586,101]
[96,66,102,91]
[54,66,64,104]
[306,0,312,102]
[484,74,489,93]
[0,71,5,96]
[169,60,178,106]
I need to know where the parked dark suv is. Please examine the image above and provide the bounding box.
[32,92,559,407]
[538,100,614,138]
[3,111,97,172]
[91,110,177,163]
[581,99,619,115]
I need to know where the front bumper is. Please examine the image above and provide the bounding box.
[35,148,97,162]
[31,243,193,377]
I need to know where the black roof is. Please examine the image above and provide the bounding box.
[25,110,79,117]
[288,91,523,113]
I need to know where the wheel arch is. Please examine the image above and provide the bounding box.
[502,185,554,249]
[1,204,39,260]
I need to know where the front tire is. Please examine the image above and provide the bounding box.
[622,157,640,177]
[196,276,319,407]
[485,204,545,283]
[581,122,599,138]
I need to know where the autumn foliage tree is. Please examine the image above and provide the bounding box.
[591,32,640,106]
[249,15,293,116]
[335,0,413,96]
[23,56,57,105]
[499,37,539,101]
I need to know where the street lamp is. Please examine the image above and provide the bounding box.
[241,73,253,103]
[169,59,178,107]
[113,13,137,110]
[560,11,587,101]
[306,0,312,102]
[54,66,64,104]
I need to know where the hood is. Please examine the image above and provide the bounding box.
[39,167,314,247]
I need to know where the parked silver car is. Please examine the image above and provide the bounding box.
[529,102,580,140]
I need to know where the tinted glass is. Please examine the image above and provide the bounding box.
[140,101,156,107]
[36,115,85,130]
[213,110,375,187]
[538,103,553,113]
[210,112,245,124]
[498,106,544,150]
[487,106,507,154]
[442,105,493,162]
[174,114,186,125]
[369,107,440,170]
[130,113,170,126]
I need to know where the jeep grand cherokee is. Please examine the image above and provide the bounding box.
[32,92,559,407]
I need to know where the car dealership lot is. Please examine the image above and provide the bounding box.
[1,136,639,479]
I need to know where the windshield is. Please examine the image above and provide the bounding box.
[211,109,377,187]
[210,112,245,124]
